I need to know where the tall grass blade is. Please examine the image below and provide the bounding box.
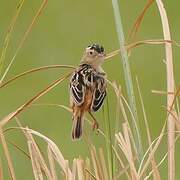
[111,0,143,161]
[0,0,25,76]
[136,77,161,179]
[112,147,131,180]
[76,159,84,180]
[0,158,3,180]
[138,122,166,177]
[115,123,139,179]
[72,159,77,180]
[103,96,113,179]
[90,146,102,180]
[156,1,175,180]
[98,148,109,180]
[0,127,16,180]
[0,0,48,83]
[127,0,155,42]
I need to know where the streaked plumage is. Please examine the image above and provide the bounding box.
[70,44,107,139]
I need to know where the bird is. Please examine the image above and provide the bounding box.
[70,44,107,139]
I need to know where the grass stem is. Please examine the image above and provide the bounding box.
[156,1,175,179]
[111,0,143,161]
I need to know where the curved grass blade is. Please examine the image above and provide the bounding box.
[0,72,72,127]
[136,77,160,179]
[0,65,75,88]
[127,0,155,42]
[156,1,175,179]
[0,0,48,83]
[105,39,178,60]
[0,127,16,180]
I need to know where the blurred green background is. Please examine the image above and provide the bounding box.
[0,0,180,179]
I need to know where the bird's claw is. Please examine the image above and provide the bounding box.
[92,121,99,131]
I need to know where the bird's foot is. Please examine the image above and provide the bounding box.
[92,121,99,131]
[88,111,99,132]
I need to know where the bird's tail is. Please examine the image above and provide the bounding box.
[72,109,84,139]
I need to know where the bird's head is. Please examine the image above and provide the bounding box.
[81,44,105,69]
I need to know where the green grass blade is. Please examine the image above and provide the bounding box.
[111,0,143,161]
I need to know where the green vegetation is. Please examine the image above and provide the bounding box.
[0,0,180,179]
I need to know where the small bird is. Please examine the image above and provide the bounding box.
[70,44,107,139]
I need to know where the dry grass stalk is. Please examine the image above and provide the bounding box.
[0,65,75,89]
[138,86,180,178]
[110,81,139,180]
[16,118,73,179]
[112,147,131,180]
[0,160,3,180]
[120,95,139,155]
[127,0,155,42]
[7,139,30,159]
[144,152,167,180]
[156,1,175,180]
[1,1,179,179]
[72,159,77,180]
[123,123,138,180]
[166,109,180,131]
[0,0,25,75]
[105,39,177,60]
[0,126,16,180]
[136,78,161,179]
[25,130,52,179]
[47,145,57,180]
[76,159,84,180]
[116,123,139,180]
[84,158,91,180]
[98,148,109,180]
[90,146,103,180]
[87,81,132,179]
[0,72,72,127]
[84,169,97,180]
[0,0,48,83]
[20,127,73,179]
[138,121,166,178]
[108,80,137,155]
[151,90,175,95]
[28,141,44,180]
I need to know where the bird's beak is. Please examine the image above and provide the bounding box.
[98,53,106,57]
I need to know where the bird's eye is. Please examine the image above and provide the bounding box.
[89,51,93,55]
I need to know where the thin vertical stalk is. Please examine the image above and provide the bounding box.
[156,1,175,180]
[0,0,48,83]
[0,127,16,180]
[111,0,143,161]
[0,158,4,180]
[103,96,113,180]
[0,0,25,75]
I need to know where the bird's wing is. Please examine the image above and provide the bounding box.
[70,72,85,105]
[70,64,92,105]
[91,74,106,112]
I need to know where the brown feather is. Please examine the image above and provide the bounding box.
[71,89,93,139]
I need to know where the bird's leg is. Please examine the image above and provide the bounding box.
[88,112,99,131]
